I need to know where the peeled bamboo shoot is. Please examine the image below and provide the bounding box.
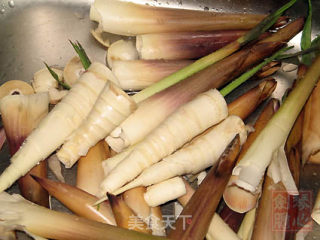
[115,115,246,194]
[102,89,228,194]
[0,62,109,192]
[144,177,186,207]
[102,147,133,176]
[112,59,192,90]
[57,82,136,168]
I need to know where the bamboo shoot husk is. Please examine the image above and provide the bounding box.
[237,208,256,240]
[136,30,247,60]
[33,176,116,225]
[90,0,265,36]
[223,99,279,213]
[0,192,165,240]
[123,187,150,224]
[251,176,287,240]
[219,204,245,232]
[112,59,192,90]
[0,128,6,151]
[178,180,240,240]
[207,214,241,240]
[228,78,277,120]
[107,193,151,234]
[0,93,50,207]
[76,141,110,196]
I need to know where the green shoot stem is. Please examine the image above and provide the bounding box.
[220,46,292,96]
[133,0,297,103]
[235,54,320,193]
[301,0,312,65]
[44,63,71,90]
[277,46,320,60]
[237,0,297,46]
[69,40,92,70]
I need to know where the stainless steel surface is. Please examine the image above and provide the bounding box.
[0,0,320,239]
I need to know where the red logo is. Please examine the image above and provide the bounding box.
[272,190,313,232]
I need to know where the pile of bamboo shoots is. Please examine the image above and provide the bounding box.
[1,0,320,239]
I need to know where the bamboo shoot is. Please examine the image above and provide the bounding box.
[102,89,228,193]
[0,93,50,207]
[90,0,265,36]
[136,30,247,60]
[0,192,165,240]
[106,18,303,153]
[57,82,136,168]
[0,62,109,192]
[115,115,246,194]
[112,59,192,90]
[144,177,186,207]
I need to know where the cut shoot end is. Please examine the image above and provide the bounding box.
[0,80,34,101]
[233,54,320,194]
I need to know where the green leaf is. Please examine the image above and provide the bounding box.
[69,40,92,70]
[311,35,320,47]
[301,0,313,65]
[220,46,292,97]
[44,62,71,90]
[277,45,320,60]
[310,35,320,58]
[238,0,298,46]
